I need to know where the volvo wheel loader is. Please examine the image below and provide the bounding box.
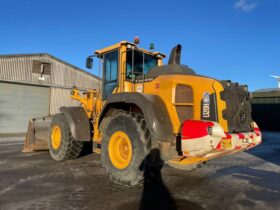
[23,40,262,186]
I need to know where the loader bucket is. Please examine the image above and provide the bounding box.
[23,116,52,152]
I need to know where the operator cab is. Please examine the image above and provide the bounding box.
[86,41,165,99]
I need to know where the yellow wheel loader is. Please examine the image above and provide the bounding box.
[24,40,262,186]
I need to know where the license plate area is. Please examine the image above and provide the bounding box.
[221,139,232,149]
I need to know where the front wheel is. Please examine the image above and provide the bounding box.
[49,113,84,161]
[101,113,150,186]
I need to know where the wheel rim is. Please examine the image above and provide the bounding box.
[51,125,62,150]
[108,131,133,170]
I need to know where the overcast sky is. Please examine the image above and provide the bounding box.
[1,0,279,91]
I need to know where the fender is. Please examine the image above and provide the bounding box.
[59,107,90,141]
[99,93,174,142]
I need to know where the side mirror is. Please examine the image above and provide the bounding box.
[86,57,93,69]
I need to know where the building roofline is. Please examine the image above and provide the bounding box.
[253,88,280,98]
[0,53,100,80]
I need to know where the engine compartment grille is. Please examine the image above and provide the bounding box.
[175,85,193,123]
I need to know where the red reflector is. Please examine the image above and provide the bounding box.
[223,132,232,139]
[254,127,261,136]
[182,120,214,140]
[237,133,245,139]
[216,142,222,150]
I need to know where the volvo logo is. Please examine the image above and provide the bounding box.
[202,92,210,118]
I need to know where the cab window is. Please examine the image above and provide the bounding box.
[103,50,118,99]
[126,50,157,79]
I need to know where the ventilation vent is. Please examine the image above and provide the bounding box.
[32,61,51,75]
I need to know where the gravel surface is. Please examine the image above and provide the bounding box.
[0,132,279,210]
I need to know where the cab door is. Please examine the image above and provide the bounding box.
[103,50,119,99]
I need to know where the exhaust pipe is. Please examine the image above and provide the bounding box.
[168,44,182,65]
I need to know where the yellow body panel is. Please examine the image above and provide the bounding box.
[141,75,217,133]
[168,156,207,166]
[95,42,123,55]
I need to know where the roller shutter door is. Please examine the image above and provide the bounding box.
[0,83,50,134]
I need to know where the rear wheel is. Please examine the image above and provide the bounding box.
[101,112,151,186]
[49,113,84,161]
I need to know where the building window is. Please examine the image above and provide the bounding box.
[32,61,51,75]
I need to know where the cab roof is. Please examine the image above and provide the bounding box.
[94,41,166,58]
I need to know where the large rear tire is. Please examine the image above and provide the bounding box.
[101,112,151,186]
[49,113,84,161]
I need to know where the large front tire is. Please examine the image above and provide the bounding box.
[101,113,150,186]
[49,113,84,161]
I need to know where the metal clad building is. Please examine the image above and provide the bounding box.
[251,88,280,131]
[0,54,99,134]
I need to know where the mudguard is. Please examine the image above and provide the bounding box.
[60,107,91,142]
[99,93,174,142]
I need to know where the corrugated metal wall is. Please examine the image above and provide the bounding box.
[0,56,51,84]
[0,54,100,134]
[252,97,280,104]
[50,88,80,115]
[252,92,280,131]
[0,54,100,115]
[0,54,99,90]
